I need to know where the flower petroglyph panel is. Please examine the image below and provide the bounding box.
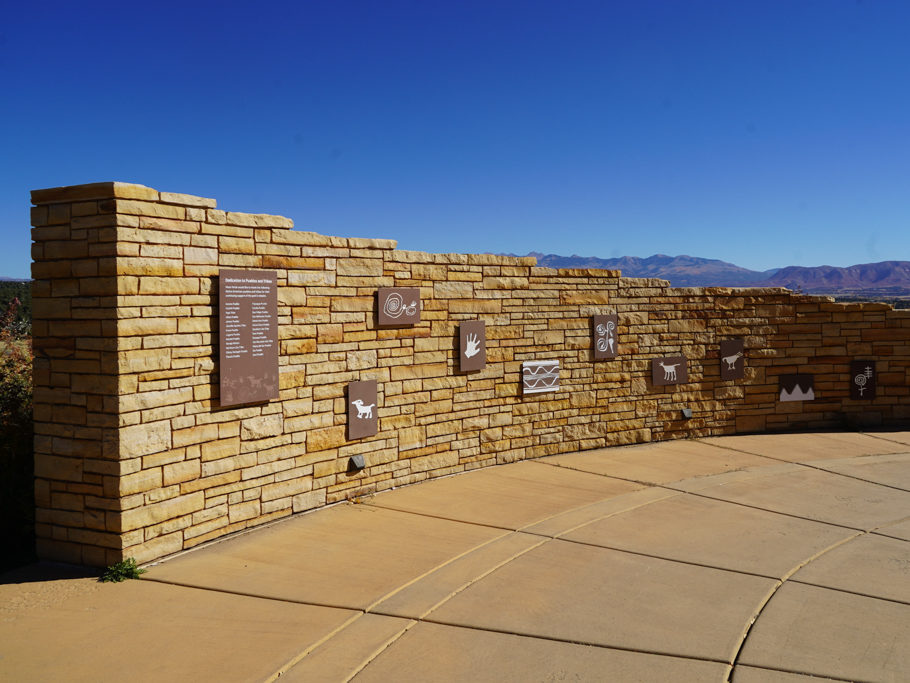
[850,360,876,400]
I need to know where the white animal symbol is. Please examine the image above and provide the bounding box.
[722,351,743,371]
[464,333,481,358]
[658,361,680,381]
[351,399,375,419]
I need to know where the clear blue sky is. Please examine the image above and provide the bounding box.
[2,1,909,279]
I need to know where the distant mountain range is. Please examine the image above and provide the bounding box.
[519,253,910,295]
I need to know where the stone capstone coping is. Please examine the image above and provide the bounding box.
[31,182,162,204]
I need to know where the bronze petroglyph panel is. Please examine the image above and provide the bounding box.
[652,356,688,386]
[779,374,815,402]
[593,314,618,360]
[720,339,745,381]
[850,360,876,400]
[378,287,420,326]
[348,380,378,439]
[459,320,486,372]
[522,360,560,394]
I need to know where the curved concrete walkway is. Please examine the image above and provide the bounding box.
[2,431,909,682]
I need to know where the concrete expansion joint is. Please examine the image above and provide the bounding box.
[536,453,871,534]
[698,438,910,494]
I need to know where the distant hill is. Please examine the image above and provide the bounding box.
[525,253,778,287]
[514,253,910,295]
[755,261,910,293]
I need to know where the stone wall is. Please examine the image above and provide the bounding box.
[30,183,910,566]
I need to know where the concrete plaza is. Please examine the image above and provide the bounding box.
[2,431,909,681]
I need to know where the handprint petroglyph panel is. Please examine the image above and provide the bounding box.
[460,320,486,372]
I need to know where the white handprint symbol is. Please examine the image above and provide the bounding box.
[464,333,481,358]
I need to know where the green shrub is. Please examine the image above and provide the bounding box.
[100,558,147,582]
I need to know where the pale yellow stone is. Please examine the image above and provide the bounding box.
[228,499,261,523]
[292,488,327,512]
[120,422,171,458]
[241,414,284,440]
[399,426,426,451]
[308,426,346,451]
[118,318,178,336]
[118,492,204,532]
[118,468,163,496]
[159,191,217,208]
[348,350,377,370]
[163,459,201,486]
[336,258,383,277]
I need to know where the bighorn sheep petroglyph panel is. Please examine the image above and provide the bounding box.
[348,380,378,439]
[522,360,560,394]
[378,287,420,326]
[779,374,815,402]
[652,356,688,386]
[720,339,745,381]
[459,320,486,372]
[593,314,618,360]
[850,360,876,400]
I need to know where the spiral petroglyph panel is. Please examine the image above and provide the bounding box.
[378,287,421,326]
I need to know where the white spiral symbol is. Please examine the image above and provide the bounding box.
[596,324,607,335]
[383,292,404,318]
[854,373,867,397]
[596,338,608,351]
[606,321,615,333]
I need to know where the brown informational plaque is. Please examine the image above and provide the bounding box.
[219,270,279,407]
[378,287,420,326]
[779,374,815,402]
[348,380,378,439]
[592,314,618,360]
[850,360,876,400]
[459,320,486,372]
[652,356,688,386]
[720,339,745,380]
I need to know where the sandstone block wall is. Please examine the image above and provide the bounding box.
[30,183,910,566]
